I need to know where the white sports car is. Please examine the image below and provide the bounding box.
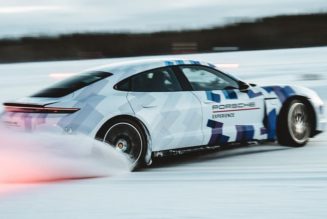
[1,59,326,169]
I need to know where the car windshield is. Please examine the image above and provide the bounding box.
[31,71,112,98]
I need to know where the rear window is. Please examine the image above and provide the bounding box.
[31,71,112,98]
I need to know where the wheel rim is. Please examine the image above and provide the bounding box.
[287,102,311,144]
[103,122,143,165]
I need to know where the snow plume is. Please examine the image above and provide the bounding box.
[0,127,130,183]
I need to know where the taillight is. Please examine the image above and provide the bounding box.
[3,103,79,114]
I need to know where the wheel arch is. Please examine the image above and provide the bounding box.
[278,95,317,137]
[95,114,153,164]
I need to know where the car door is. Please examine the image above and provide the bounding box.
[178,65,266,146]
[126,67,203,151]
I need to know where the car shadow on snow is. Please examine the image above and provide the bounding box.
[146,144,293,170]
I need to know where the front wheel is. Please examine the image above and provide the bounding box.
[277,99,312,147]
[103,119,147,170]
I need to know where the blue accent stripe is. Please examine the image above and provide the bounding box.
[165,61,174,66]
[244,126,255,140]
[247,89,263,98]
[263,86,274,93]
[206,91,221,103]
[190,60,201,65]
[284,86,296,96]
[267,109,277,140]
[274,89,288,103]
[263,86,295,103]
[260,127,267,135]
[236,125,255,141]
[223,90,237,99]
[207,120,230,145]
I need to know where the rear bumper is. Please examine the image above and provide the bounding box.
[1,109,100,137]
[1,112,68,134]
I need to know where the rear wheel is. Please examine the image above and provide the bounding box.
[277,99,312,146]
[103,119,147,170]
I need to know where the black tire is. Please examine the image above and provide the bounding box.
[277,99,312,147]
[102,118,147,170]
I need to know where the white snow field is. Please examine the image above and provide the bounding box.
[0,47,327,218]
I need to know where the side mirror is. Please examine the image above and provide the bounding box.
[238,82,250,92]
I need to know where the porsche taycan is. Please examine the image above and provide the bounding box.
[2,59,325,169]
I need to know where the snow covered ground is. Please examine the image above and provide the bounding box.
[0,47,327,218]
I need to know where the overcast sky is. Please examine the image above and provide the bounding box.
[0,0,326,38]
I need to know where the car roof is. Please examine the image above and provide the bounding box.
[85,59,216,76]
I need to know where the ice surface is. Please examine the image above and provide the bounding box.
[0,47,326,218]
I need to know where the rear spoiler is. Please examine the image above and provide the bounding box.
[3,102,79,114]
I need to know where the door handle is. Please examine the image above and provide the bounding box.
[142,104,157,108]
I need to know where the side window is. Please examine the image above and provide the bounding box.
[180,66,239,91]
[129,67,182,92]
[115,68,182,92]
[115,78,130,91]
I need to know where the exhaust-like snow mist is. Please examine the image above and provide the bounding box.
[0,47,326,219]
[0,127,130,183]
